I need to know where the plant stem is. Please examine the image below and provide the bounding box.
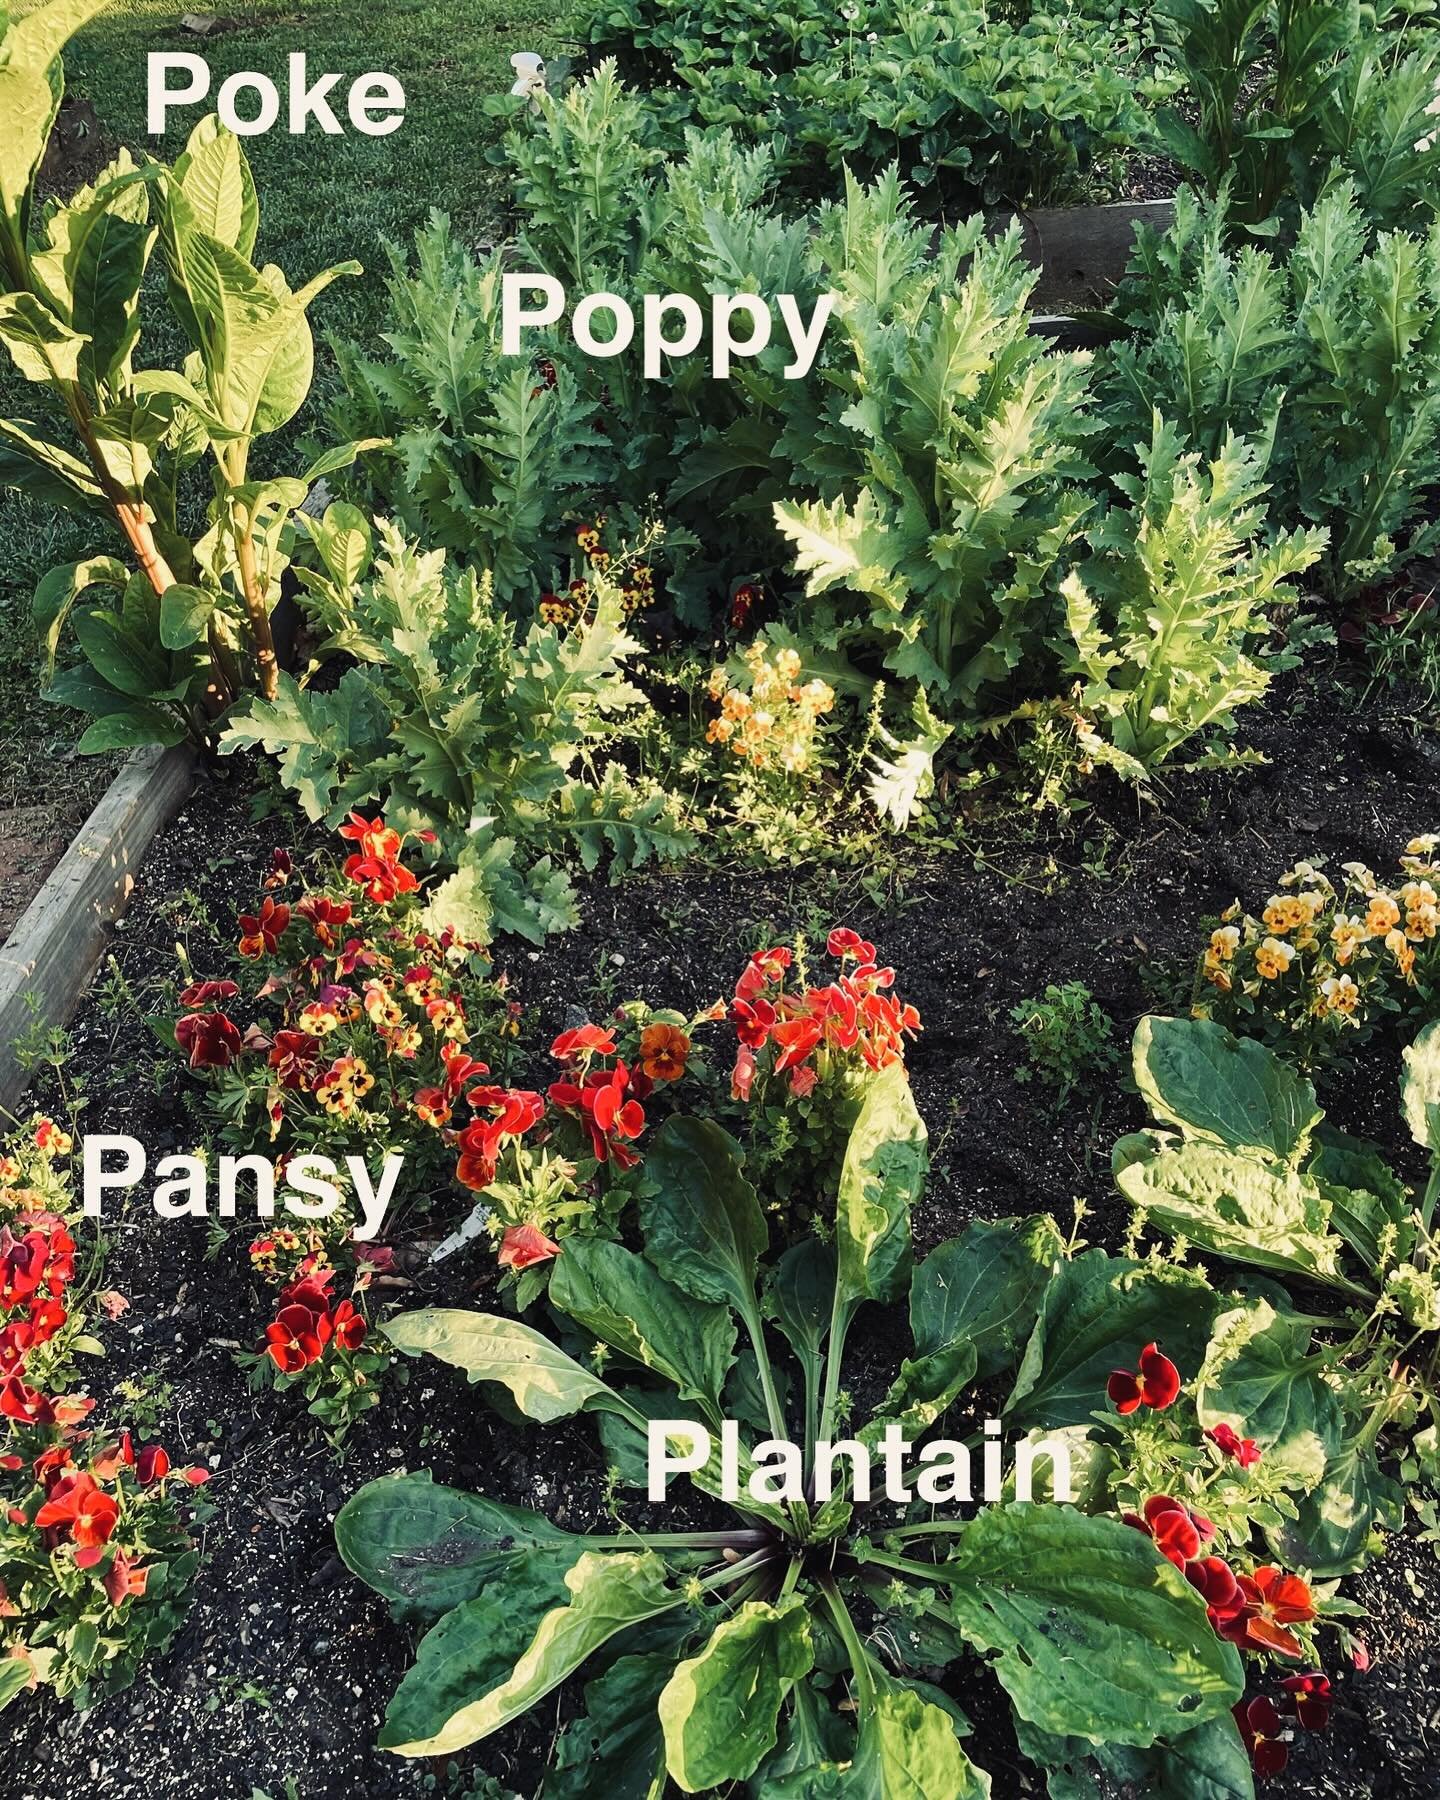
[883,1518,971,1545]
[818,1576,876,1710]
[233,507,279,700]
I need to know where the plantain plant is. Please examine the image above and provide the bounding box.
[0,0,373,750]
[338,1064,1248,1793]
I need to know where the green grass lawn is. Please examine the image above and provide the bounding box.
[0,0,580,811]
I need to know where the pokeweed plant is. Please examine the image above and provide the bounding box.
[0,1,373,750]
[1113,1012,1436,1575]
[221,519,694,942]
[337,1063,1249,1792]
[1099,182,1440,604]
[1055,417,1324,779]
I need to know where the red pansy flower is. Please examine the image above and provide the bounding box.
[237,897,290,959]
[35,1473,119,1547]
[175,1011,244,1070]
[1207,1422,1263,1467]
[177,979,239,1010]
[1278,1672,1332,1732]
[1234,1695,1288,1776]
[1107,1342,1181,1413]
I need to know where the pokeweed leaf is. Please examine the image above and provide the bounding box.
[1133,1017,1322,1161]
[1196,1300,1341,1484]
[380,1550,682,1756]
[171,114,260,258]
[835,1060,927,1314]
[0,290,88,385]
[852,1685,991,1799]
[1113,1135,1359,1291]
[158,583,215,651]
[549,1236,736,1414]
[31,555,126,675]
[383,1308,638,1426]
[0,0,108,251]
[1005,1249,1216,1430]
[942,1505,1243,1745]
[29,153,155,390]
[659,1595,814,1792]
[334,1469,580,1615]
[1401,1020,1440,1154]
[74,705,185,752]
[638,1117,768,1316]
[0,416,107,511]
[912,1215,1064,1382]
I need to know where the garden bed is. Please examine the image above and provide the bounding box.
[9,661,1440,1800]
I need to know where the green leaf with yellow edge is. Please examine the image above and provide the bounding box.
[383,1308,640,1427]
[659,1595,813,1792]
[835,1059,927,1313]
[379,1550,681,1756]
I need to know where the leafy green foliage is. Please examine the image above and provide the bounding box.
[1011,981,1121,1103]
[1153,0,1440,229]
[329,212,606,602]
[1117,1013,1428,1573]
[221,521,692,941]
[0,10,369,746]
[338,1071,1243,1793]
[586,0,1167,208]
[1100,183,1440,603]
[1059,418,1323,777]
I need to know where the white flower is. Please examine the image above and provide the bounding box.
[510,51,547,110]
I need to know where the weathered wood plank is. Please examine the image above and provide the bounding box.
[0,743,195,1110]
[1000,197,1176,311]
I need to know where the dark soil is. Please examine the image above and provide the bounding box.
[10,661,1440,1800]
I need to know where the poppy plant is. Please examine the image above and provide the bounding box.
[1107,1342,1182,1413]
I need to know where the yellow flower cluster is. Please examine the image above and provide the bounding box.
[1195,835,1440,1052]
[316,1055,376,1118]
[706,643,835,776]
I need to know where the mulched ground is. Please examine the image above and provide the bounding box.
[8,654,1440,1800]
